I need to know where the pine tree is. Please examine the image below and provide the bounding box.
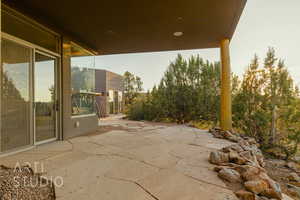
[123,71,143,106]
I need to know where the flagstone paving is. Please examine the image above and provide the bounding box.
[0,118,293,200]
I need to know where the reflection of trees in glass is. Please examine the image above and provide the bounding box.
[1,39,31,150]
[71,66,95,92]
[1,70,29,135]
[2,62,29,101]
[35,85,55,117]
[1,71,25,102]
[71,66,96,115]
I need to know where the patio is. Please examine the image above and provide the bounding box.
[0,118,239,200]
[1,0,246,154]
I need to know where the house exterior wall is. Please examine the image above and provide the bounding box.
[106,71,124,92]
[0,4,99,154]
[95,69,108,117]
[95,69,124,117]
[95,69,107,92]
[62,38,98,139]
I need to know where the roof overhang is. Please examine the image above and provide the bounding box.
[2,0,247,55]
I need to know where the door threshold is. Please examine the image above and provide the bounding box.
[0,138,58,158]
[0,146,35,158]
[34,138,57,146]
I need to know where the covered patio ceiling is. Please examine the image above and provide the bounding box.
[3,0,247,55]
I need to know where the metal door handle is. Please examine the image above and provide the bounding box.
[55,100,59,111]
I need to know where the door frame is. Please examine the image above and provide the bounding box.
[33,49,59,145]
[1,32,62,153]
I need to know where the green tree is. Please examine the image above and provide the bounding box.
[233,48,299,158]
[276,98,300,160]
[233,55,267,142]
[123,71,143,106]
[262,48,295,144]
[126,50,300,160]
[127,54,221,124]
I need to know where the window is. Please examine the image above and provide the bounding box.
[70,43,96,116]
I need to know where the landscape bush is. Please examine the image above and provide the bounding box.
[125,49,300,159]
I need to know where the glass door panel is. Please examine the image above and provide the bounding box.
[1,39,31,152]
[35,52,56,142]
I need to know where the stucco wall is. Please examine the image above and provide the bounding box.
[95,70,124,116]
[95,69,107,92]
[106,71,124,91]
[61,38,98,139]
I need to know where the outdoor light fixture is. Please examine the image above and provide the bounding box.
[173,31,183,37]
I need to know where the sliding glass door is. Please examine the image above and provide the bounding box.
[1,37,59,153]
[1,39,32,152]
[34,52,57,143]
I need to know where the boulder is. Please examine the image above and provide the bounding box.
[244,180,269,194]
[228,135,241,143]
[222,144,244,153]
[244,137,257,145]
[287,172,300,182]
[240,151,253,161]
[212,132,224,139]
[213,166,226,172]
[209,151,229,165]
[238,139,250,147]
[257,156,265,168]
[235,190,256,200]
[261,178,282,200]
[223,130,234,138]
[209,128,224,138]
[239,165,262,181]
[209,128,284,200]
[250,147,264,165]
[289,181,300,187]
[247,153,262,167]
[235,190,271,200]
[209,127,221,133]
[244,176,282,199]
[218,168,242,183]
[257,197,270,200]
[286,161,300,172]
[267,159,286,168]
[229,150,247,165]
[239,141,254,152]
[286,184,300,198]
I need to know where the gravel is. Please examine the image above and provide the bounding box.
[0,165,56,200]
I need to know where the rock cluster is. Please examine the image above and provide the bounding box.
[0,165,56,200]
[286,161,300,174]
[209,128,283,200]
[286,172,300,198]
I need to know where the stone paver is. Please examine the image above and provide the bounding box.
[0,118,247,200]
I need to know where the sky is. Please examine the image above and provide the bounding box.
[93,0,300,91]
[35,60,55,102]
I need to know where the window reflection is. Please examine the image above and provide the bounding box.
[35,53,56,142]
[1,39,31,151]
[70,43,96,116]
